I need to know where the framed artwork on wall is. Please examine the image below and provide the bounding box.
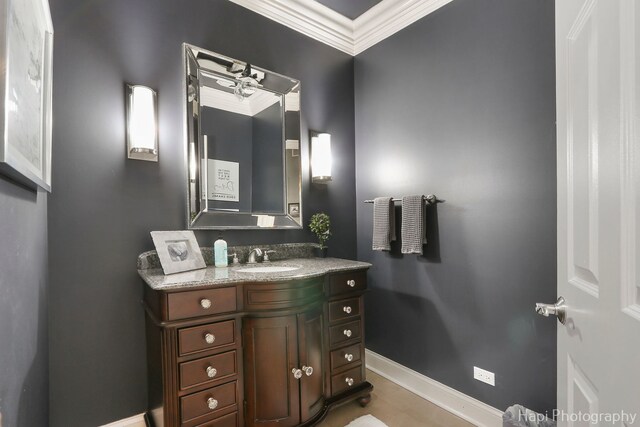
[0,0,54,191]
[151,231,206,275]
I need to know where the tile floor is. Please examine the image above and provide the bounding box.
[318,371,474,427]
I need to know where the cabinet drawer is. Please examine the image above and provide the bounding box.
[330,343,361,371]
[179,320,236,356]
[328,298,360,323]
[331,365,363,396]
[180,350,237,390]
[328,271,367,296]
[167,287,236,321]
[329,319,361,347]
[194,411,238,427]
[181,381,237,423]
[244,279,323,311]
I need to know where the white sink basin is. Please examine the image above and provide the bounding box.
[236,266,300,273]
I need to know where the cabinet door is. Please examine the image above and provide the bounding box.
[297,307,325,422]
[243,315,300,427]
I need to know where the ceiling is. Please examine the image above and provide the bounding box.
[314,0,384,20]
[227,0,455,56]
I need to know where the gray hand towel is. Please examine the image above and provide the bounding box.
[401,195,426,254]
[372,197,395,251]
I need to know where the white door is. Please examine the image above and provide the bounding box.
[553,0,640,425]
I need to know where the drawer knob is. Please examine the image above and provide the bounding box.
[345,377,354,387]
[207,397,218,410]
[343,329,352,338]
[206,366,217,378]
[302,365,314,376]
[204,333,216,344]
[344,353,354,362]
[200,298,212,309]
[347,279,356,287]
[292,368,303,379]
[343,306,352,314]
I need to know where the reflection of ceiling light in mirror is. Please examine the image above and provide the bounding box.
[216,79,235,88]
[234,77,260,101]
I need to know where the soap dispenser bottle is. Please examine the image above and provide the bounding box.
[214,235,228,267]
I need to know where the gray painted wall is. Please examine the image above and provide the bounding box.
[354,0,557,413]
[252,103,285,213]
[203,107,253,212]
[47,0,356,425]
[0,179,48,427]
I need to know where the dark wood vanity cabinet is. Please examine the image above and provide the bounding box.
[243,306,325,427]
[143,268,371,427]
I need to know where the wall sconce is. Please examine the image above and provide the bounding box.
[310,131,332,183]
[126,84,158,162]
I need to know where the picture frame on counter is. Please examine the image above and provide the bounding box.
[151,230,206,275]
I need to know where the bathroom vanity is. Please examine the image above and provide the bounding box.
[139,250,372,427]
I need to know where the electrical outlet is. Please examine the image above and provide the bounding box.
[474,366,495,386]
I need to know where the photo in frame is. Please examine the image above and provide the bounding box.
[151,231,206,275]
[0,0,54,191]
[288,203,300,218]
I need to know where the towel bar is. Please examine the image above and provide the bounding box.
[363,195,443,205]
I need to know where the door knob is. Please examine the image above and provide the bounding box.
[206,366,217,378]
[207,397,218,410]
[535,296,566,324]
[292,368,303,379]
[302,365,314,376]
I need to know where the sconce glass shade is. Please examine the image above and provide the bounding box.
[126,84,158,161]
[311,132,332,183]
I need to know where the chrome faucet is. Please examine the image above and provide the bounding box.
[248,248,263,264]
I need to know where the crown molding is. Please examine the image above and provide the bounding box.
[353,0,455,55]
[227,0,354,55]
[227,0,454,56]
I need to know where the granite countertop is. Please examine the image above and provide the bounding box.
[139,257,371,291]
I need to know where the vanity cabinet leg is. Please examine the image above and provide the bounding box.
[357,393,372,408]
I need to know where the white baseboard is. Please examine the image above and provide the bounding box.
[365,349,503,427]
[100,413,146,427]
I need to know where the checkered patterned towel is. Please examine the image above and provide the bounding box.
[401,195,426,254]
[372,197,395,251]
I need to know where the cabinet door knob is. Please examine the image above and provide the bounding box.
[207,397,218,410]
[204,333,216,344]
[292,368,303,379]
[344,353,354,362]
[347,279,356,287]
[343,306,352,314]
[345,377,354,387]
[302,365,314,376]
[200,298,212,309]
[343,329,352,338]
[206,366,217,378]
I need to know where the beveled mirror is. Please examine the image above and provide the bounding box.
[183,44,302,229]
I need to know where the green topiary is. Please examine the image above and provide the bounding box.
[309,212,331,248]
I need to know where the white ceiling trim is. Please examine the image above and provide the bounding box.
[227,0,454,56]
[353,0,455,55]
[227,0,354,55]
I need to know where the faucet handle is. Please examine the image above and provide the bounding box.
[248,247,263,264]
[229,253,239,264]
[263,250,276,262]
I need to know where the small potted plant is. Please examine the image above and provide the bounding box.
[309,212,331,258]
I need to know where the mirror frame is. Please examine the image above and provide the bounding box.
[183,43,303,230]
